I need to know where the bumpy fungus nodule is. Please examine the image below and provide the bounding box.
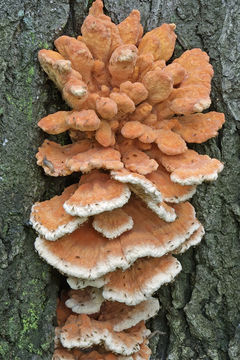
[31,0,225,358]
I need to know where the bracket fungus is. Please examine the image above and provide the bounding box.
[30,0,225,358]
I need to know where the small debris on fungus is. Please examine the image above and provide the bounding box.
[30,0,225,358]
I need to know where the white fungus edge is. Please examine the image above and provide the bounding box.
[111,172,162,203]
[60,323,148,356]
[34,219,199,279]
[30,207,87,241]
[163,186,197,203]
[113,297,160,332]
[65,288,104,315]
[173,224,205,254]
[63,185,131,217]
[67,276,106,289]
[92,215,134,239]
[34,236,129,279]
[102,258,182,306]
[170,163,224,185]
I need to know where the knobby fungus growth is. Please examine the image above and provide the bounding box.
[30,0,225,358]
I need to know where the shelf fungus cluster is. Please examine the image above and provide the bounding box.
[30,0,225,359]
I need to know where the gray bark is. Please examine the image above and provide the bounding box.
[0,0,239,359]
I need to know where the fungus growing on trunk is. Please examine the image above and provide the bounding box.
[35,198,199,280]
[65,287,104,314]
[63,171,131,217]
[30,184,87,241]
[31,0,225,358]
[60,316,150,355]
[92,208,134,239]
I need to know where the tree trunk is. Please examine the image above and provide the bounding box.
[0,0,239,359]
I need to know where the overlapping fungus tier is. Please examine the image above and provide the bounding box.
[35,198,199,280]
[31,0,225,358]
[66,255,182,306]
[55,293,154,358]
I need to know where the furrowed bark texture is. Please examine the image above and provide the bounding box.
[0,0,239,359]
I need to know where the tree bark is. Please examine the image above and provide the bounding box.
[0,0,239,359]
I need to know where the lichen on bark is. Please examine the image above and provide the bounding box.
[0,0,239,359]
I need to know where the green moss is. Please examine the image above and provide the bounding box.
[5,94,15,106]
[40,41,50,49]
[8,315,20,341]
[27,66,34,84]
[20,305,38,337]
[0,341,9,356]
[18,302,44,354]
[41,270,48,280]
[23,306,38,331]
[30,32,35,45]
[29,278,39,286]
[2,223,8,237]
